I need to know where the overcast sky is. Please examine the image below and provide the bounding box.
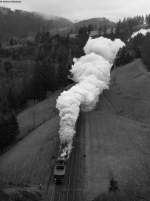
[2,0,150,21]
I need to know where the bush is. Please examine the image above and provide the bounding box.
[0,111,19,152]
[114,46,134,66]
[114,33,150,67]
[140,34,150,70]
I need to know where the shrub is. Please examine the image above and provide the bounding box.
[140,34,150,70]
[0,111,19,152]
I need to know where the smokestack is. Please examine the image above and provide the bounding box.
[56,36,125,159]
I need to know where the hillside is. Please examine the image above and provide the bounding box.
[0,8,116,41]
[0,90,60,200]
[17,90,60,139]
[84,59,150,201]
[75,17,115,29]
[0,7,73,41]
[1,59,150,201]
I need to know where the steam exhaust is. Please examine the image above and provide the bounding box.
[56,36,125,159]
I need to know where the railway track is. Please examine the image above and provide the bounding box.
[45,94,113,201]
[46,114,85,201]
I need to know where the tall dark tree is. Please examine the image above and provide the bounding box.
[0,96,19,152]
[146,15,150,27]
[140,33,150,70]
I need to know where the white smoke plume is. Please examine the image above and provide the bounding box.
[131,28,150,38]
[56,36,125,159]
[84,37,125,63]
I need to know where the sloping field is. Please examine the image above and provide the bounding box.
[84,112,150,201]
[0,85,75,200]
[84,59,150,201]
[0,116,59,186]
[0,89,61,200]
[106,59,150,124]
[17,91,60,139]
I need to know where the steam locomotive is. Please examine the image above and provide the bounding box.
[53,156,66,183]
[53,142,70,183]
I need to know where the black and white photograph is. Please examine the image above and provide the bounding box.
[0,0,150,201]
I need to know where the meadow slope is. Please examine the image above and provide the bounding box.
[84,59,150,201]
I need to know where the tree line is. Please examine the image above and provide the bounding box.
[114,32,150,70]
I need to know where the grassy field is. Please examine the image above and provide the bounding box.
[84,112,150,201]
[0,116,59,186]
[0,89,61,200]
[107,59,150,124]
[17,90,60,139]
[84,59,150,201]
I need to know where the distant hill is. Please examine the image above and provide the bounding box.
[75,17,115,29]
[57,17,116,35]
[0,7,73,41]
[0,8,116,41]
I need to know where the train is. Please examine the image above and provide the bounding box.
[53,156,66,184]
[53,142,71,183]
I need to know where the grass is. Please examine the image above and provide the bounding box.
[84,59,150,201]
[0,86,62,200]
[17,90,60,140]
[0,117,59,186]
[0,186,42,201]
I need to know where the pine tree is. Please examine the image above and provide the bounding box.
[0,108,19,152]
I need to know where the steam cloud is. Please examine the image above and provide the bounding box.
[56,36,125,158]
[131,28,150,38]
